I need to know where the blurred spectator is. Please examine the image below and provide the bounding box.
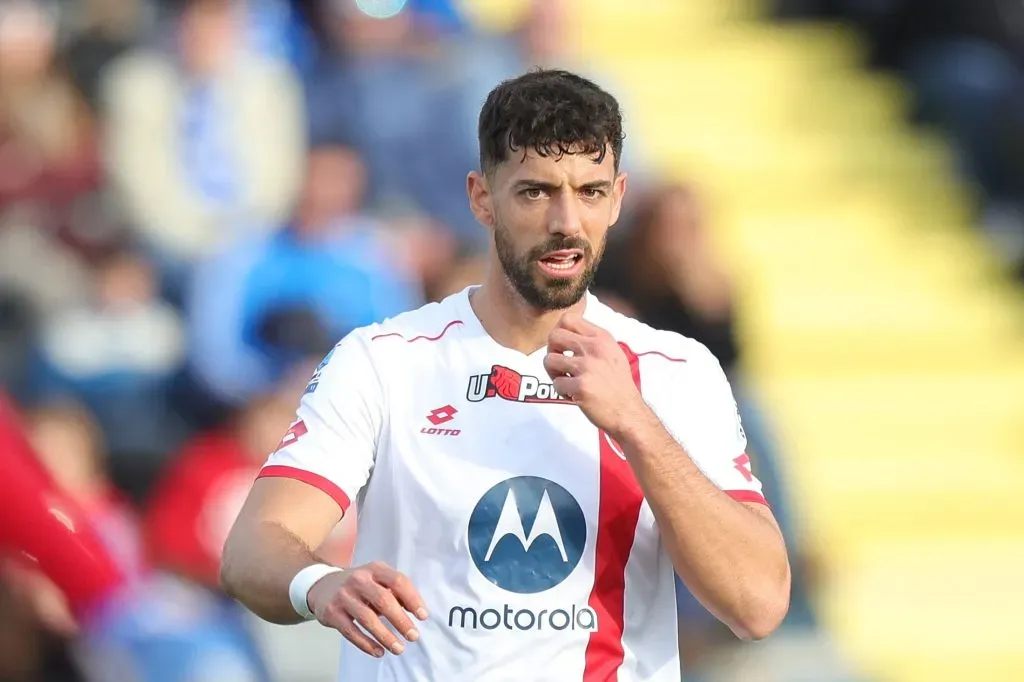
[446,0,650,183]
[0,391,274,682]
[593,184,817,672]
[140,381,355,682]
[147,382,355,587]
[305,0,483,253]
[62,0,148,112]
[0,289,38,400]
[188,143,424,406]
[144,399,274,589]
[25,402,146,580]
[594,186,739,368]
[244,0,318,72]
[0,572,82,682]
[0,0,126,320]
[32,249,188,494]
[0,1,103,220]
[77,571,273,682]
[448,0,577,135]
[408,0,469,37]
[101,0,305,293]
[774,0,1024,277]
[0,220,92,319]
[0,398,142,682]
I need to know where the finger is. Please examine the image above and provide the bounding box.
[558,312,600,336]
[374,566,429,622]
[553,375,580,401]
[543,352,580,380]
[363,582,419,642]
[332,610,385,658]
[547,328,586,355]
[348,598,405,655]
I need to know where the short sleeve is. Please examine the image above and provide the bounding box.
[257,331,383,514]
[647,342,767,506]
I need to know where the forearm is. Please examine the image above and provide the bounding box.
[613,410,791,639]
[220,519,329,625]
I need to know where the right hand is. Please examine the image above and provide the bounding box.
[307,561,428,658]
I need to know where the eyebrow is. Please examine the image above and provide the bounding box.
[513,179,613,192]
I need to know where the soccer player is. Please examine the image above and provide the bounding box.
[221,69,791,681]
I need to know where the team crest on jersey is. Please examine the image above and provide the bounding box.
[466,365,571,405]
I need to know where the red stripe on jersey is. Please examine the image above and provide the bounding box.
[257,465,352,514]
[370,320,463,343]
[727,489,769,506]
[633,350,686,363]
[582,343,646,682]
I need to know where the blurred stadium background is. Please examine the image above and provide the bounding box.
[1,0,1023,681]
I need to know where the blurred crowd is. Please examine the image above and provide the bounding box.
[775,0,1024,280]
[1,0,987,680]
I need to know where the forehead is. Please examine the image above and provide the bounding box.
[494,147,617,186]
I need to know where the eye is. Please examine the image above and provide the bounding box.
[521,188,545,200]
[580,187,605,199]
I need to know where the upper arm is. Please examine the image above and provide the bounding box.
[248,330,384,531]
[648,341,768,506]
[231,476,345,553]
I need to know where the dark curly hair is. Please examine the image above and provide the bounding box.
[478,69,625,175]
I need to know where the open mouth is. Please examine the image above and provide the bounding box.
[538,249,584,276]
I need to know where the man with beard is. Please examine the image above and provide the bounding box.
[221,69,791,682]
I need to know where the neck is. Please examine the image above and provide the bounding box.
[470,265,587,356]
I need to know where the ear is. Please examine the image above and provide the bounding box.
[467,171,495,229]
[609,172,629,228]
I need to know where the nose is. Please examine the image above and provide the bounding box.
[547,191,581,237]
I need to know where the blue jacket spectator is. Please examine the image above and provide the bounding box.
[188,144,423,406]
[305,2,485,253]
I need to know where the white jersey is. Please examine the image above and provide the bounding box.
[259,287,765,682]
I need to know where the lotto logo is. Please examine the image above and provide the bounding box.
[422,406,460,436]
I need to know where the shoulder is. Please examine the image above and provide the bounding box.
[339,293,465,363]
[102,50,177,104]
[307,296,463,400]
[363,295,463,345]
[588,294,723,375]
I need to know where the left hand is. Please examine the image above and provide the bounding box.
[544,313,649,436]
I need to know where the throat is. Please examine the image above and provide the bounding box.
[469,282,584,356]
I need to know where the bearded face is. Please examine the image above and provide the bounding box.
[493,221,606,311]
[473,148,626,311]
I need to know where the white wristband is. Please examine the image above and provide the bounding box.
[289,564,344,620]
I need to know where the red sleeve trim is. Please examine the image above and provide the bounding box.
[726,489,769,506]
[257,465,352,513]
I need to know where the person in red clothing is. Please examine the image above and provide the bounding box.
[0,391,275,681]
[0,392,126,680]
[25,402,145,580]
[0,392,125,621]
[145,386,356,591]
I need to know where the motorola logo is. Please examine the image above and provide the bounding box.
[467,476,586,594]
